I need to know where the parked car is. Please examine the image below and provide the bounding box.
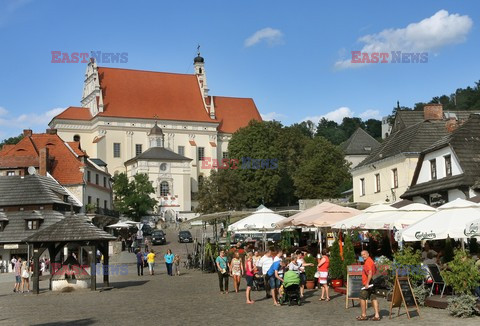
[178,230,193,243]
[151,230,166,245]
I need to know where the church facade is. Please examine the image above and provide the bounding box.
[49,52,262,213]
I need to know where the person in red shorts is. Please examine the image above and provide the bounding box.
[356,250,380,321]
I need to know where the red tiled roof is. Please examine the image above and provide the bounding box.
[0,133,86,185]
[214,96,262,133]
[97,67,212,122]
[54,106,92,121]
[52,67,262,134]
[66,141,86,157]
[0,144,15,155]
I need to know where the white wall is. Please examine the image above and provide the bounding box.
[417,146,463,183]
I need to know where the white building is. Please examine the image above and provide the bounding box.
[49,51,262,212]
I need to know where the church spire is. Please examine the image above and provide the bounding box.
[194,45,209,97]
[148,121,164,148]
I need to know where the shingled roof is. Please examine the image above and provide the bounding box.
[0,175,79,208]
[402,114,480,198]
[124,147,192,165]
[340,128,380,155]
[0,210,64,243]
[356,120,449,168]
[25,214,116,242]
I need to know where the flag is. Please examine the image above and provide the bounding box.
[339,231,344,260]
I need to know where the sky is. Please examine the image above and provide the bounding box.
[0,0,479,140]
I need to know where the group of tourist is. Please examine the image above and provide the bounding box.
[215,247,331,306]
[135,248,180,276]
[11,256,33,294]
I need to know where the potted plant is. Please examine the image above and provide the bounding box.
[442,249,480,318]
[329,238,344,287]
[304,254,317,289]
[342,232,356,280]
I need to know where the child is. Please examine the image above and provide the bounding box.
[173,254,181,276]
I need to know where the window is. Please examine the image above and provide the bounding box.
[87,171,91,182]
[73,135,80,142]
[104,200,108,209]
[87,196,92,204]
[392,168,398,189]
[113,143,121,158]
[222,152,229,159]
[445,155,452,177]
[160,181,169,196]
[430,159,437,180]
[135,144,142,156]
[96,198,100,208]
[6,171,15,176]
[103,176,107,188]
[26,220,39,230]
[360,178,365,196]
[375,174,381,193]
[160,163,167,171]
[178,146,185,156]
[95,174,99,185]
[198,147,205,161]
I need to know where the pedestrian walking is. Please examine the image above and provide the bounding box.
[10,256,17,273]
[136,249,144,276]
[173,254,181,276]
[266,258,286,306]
[216,250,229,294]
[229,251,243,293]
[147,249,156,275]
[13,257,21,293]
[317,249,330,301]
[165,249,174,276]
[245,252,255,304]
[258,250,274,298]
[356,250,380,321]
[20,261,31,293]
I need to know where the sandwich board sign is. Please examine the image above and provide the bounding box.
[389,270,420,319]
[345,265,364,308]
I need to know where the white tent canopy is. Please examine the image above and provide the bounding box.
[227,207,285,232]
[401,198,480,241]
[106,222,133,229]
[364,203,436,230]
[331,204,397,229]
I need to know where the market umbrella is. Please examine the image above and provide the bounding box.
[291,202,360,228]
[106,222,132,228]
[227,207,285,232]
[464,219,480,238]
[331,204,397,229]
[364,203,436,230]
[401,198,480,241]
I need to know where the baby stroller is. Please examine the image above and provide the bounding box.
[279,271,301,306]
[252,272,265,291]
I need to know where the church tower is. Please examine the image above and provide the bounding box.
[194,46,209,97]
[81,58,104,116]
[148,122,164,148]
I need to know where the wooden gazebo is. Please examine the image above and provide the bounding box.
[25,214,116,294]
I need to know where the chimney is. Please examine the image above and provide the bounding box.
[446,118,459,133]
[46,128,57,135]
[424,104,443,120]
[23,129,32,137]
[39,147,49,176]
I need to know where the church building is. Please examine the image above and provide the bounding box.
[49,51,262,214]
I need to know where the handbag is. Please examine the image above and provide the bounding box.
[22,270,30,278]
[314,271,321,278]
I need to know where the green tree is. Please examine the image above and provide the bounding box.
[315,118,347,145]
[0,134,24,150]
[195,169,246,214]
[290,120,315,139]
[340,117,364,139]
[112,172,157,221]
[293,136,350,199]
[342,233,356,280]
[442,250,480,294]
[329,238,343,279]
[364,119,382,139]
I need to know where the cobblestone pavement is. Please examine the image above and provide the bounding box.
[0,228,478,326]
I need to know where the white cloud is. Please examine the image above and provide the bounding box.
[245,27,284,47]
[0,107,65,137]
[302,107,382,124]
[358,109,381,120]
[261,111,287,121]
[334,10,473,69]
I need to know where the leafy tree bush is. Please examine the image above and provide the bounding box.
[413,285,429,306]
[329,238,343,279]
[447,294,480,318]
[304,255,317,281]
[469,238,479,254]
[389,247,425,285]
[441,250,480,294]
[342,233,356,280]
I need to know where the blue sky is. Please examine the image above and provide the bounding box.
[0,0,479,139]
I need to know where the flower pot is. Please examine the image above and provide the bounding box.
[331,279,343,288]
[306,280,316,289]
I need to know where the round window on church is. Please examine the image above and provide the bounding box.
[160,163,167,171]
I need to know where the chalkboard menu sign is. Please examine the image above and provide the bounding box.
[389,271,420,319]
[345,265,364,308]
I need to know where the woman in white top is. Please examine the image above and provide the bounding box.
[20,261,31,293]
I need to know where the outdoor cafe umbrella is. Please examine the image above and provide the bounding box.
[401,198,480,241]
[331,204,397,229]
[106,222,132,229]
[464,219,480,238]
[363,203,436,230]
